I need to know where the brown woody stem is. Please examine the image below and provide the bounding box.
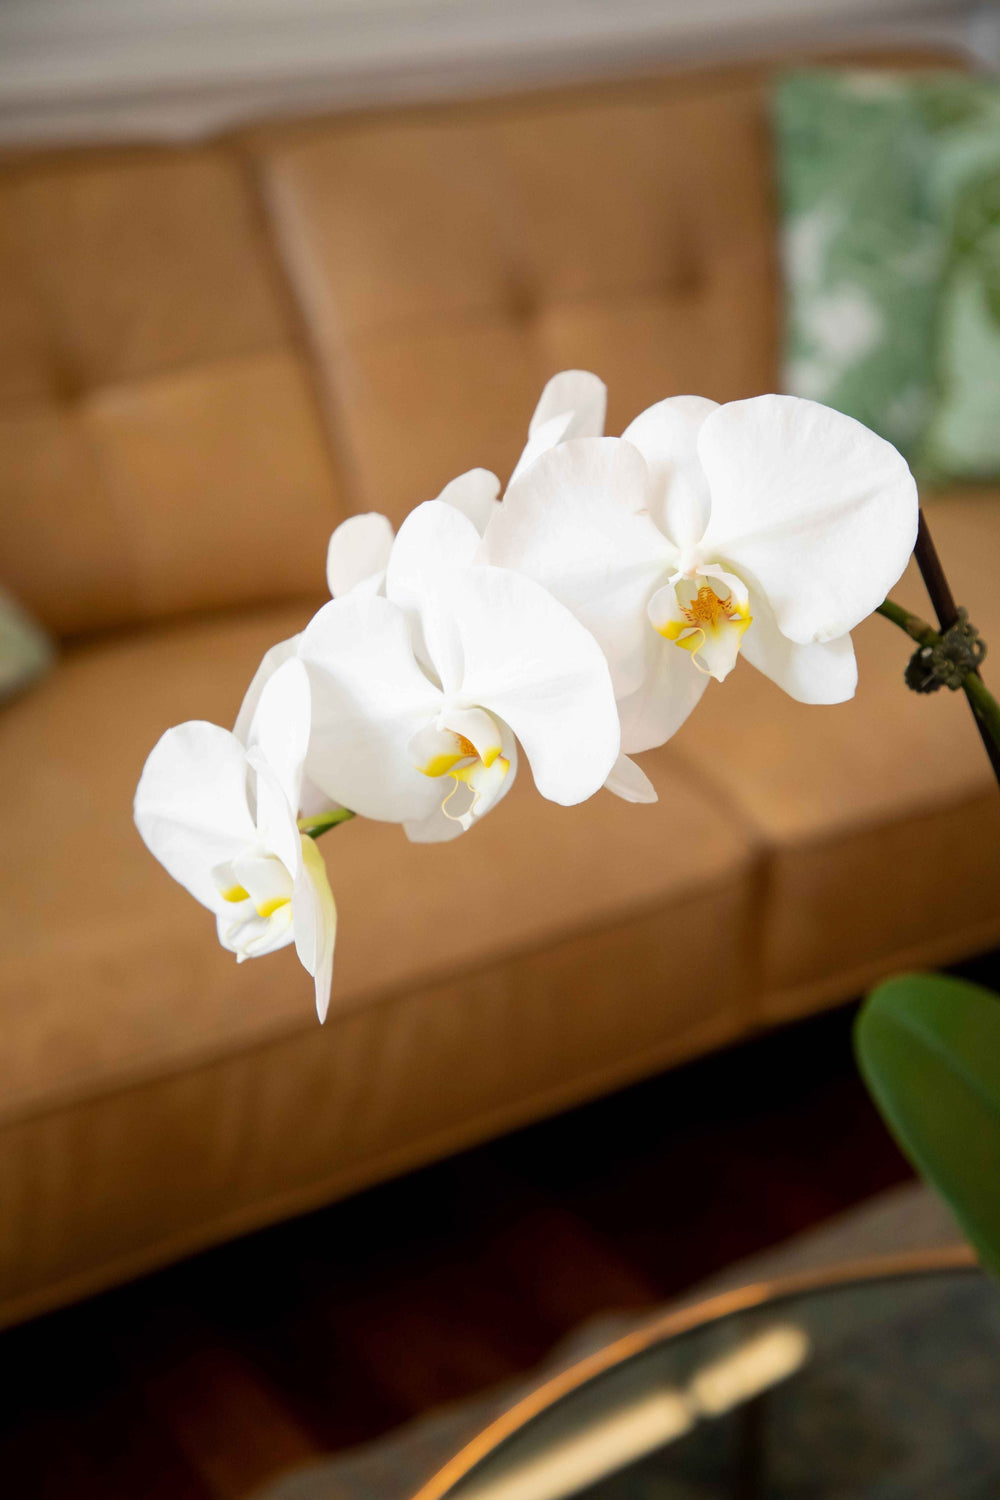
[878,509,1000,789]
[914,511,1000,787]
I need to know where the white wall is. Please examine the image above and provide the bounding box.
[0,0,992,147]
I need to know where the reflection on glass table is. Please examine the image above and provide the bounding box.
[413,1250,1000,1500]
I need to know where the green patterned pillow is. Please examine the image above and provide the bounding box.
[0,589,54,702]
[773,70,1000,481]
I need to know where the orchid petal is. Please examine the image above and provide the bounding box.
[247,748,302,876]
[294,835,337,1023]
[509,370,607,486]
[388,500,482,595]
[622,395,718,549]
[326,512,394,598]
[482,437,674,699]
[401,807,468,845]
[617,634,709,755]
[387,500,482,602]
[697,396,918,645]
[234,635,299,745]
[436,469,501,535]
[217,901,295,962]
[230,847,295,918]
[298,773,346,822]
[211,858,252,907]
[134,721,255,911]
[604,752,658,804]
[741,586,858,703]
[440,564,620,806]
[235,642,360,823]
[529,370,607,441]
[386,499,483,690]
[646,583,688,638]
[298,595,443,823]
[246,657,311,815]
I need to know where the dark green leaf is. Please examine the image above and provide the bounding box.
[855,972,1000,1278]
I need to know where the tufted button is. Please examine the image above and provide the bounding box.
[504,276,539,324]
[663,250,706,299]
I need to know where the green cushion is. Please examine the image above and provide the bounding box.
[0,589,54,702]
[773,70,1000,481]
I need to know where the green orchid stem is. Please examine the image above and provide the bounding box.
[876,596,938,649]
[298,808,356,840]
[876,597,1000,790]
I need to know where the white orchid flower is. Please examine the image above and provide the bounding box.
[298,498,621,843]
[481,392,918,754]
[238,469,509,792]
[134,658,337,1021]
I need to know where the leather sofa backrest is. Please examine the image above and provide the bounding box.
[254,66,781,529]
[1,55,948,639]
[0,145,344,636]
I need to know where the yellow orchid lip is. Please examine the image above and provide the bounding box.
[419,750,467,778]
[256,894,291,919]
[416,732,502,778]
[221,883,250,904]
[449,754,509,788]
[441,753,512,829]
[652,577,753,682]
[409,710,509,828]
[658,619,687,643]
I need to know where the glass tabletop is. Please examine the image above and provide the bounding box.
[414,1250,999,1500]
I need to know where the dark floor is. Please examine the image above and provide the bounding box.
[3,961,997,1500]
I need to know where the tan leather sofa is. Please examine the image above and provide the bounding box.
[2,54,999,1332]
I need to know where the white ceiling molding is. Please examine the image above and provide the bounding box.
[0,0,990,148]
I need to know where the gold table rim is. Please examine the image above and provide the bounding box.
[410,1242,979,1500]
